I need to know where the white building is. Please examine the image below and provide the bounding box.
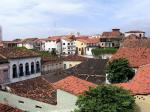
[0,48,41,83]
[61,37,76,55]
[125,31,145,37]
[21,38,38,49]
[43,37,62,54]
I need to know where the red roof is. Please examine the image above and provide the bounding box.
[48,36,61,41]
[0,103,23,112]
[111,48,150,68]
[77,38,99,44]
[116,64,150,95]
[53,76,96,95]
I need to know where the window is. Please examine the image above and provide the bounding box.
[31,62,35,74]
[71,43,73,45]
[68,52,70,54]
[12,64,17,78]
[64,64,66,69]
[87,47,89,51]
[35,105,42,109]
[36,61,40,73]
[63,43,65,45]
[68,43,70,45]
[25,63,30,75]
[19,64,24,77]
[79,48,81,51]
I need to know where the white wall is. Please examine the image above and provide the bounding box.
[44,41,61,54]
[9,57,41,83]
[125,33,145,37]
[0,89,78,112]
[23,43,34,49]
[63,61,82,69]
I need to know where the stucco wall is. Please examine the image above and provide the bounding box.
[135,95,150,112]
[0,63,9,84]
[63,61,82,69]
[0,89,78,112]
[57,89,78,111]
[9,57,41,83]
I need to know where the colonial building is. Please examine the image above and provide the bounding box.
[0,48,41,83]
[117,64,150,112]
[61,36,76,55]
[75,38,100,56]
[125,30,145,37]
[0,55,9,84]
[53,76,96,110]
[43,36,62,54]
[100,29,124,48]
[2,41,21,48]
[42,60,63,75]
[21,38,38,49]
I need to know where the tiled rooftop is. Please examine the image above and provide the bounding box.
[0,48,40,59]
[7,76,57,105]
[21,38,38,43]
[63,55,88,61]
[53,76,96,96]
[121,35,150,48]
[101,29,124,38]
[0,103,23,112]
[77,38,99,44]
[111,48,150,68]
[116,64,150,95]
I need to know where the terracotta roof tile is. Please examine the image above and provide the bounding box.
[116,64,150,95]
[64,55,88,61]
[77,38,99,44]
[22,38,38,43]
[0,103,23,112]
[7,76,57,105]
[0,48,40,59]
[111,48,150,68]
[101,29,124,38]
[121,35,150,48]
[53,76,96,95]
[48,36,61,41]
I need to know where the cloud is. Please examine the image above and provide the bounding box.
[1,0,150,40]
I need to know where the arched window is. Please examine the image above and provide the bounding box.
[25,63,30,75]
[19,64,24,77]
[12,64,17,78]
[31,62,35,74]
[36,61,40,73]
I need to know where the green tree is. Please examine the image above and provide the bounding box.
[75,85,135,112]
[106,58,135,83]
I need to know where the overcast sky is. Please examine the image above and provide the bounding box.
[1,0,150,40]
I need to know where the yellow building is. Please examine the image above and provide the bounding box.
[75,38,100,55]
[75,39,87,55]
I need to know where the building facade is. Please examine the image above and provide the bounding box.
[61,38,76,55]
[100,29,124,48]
